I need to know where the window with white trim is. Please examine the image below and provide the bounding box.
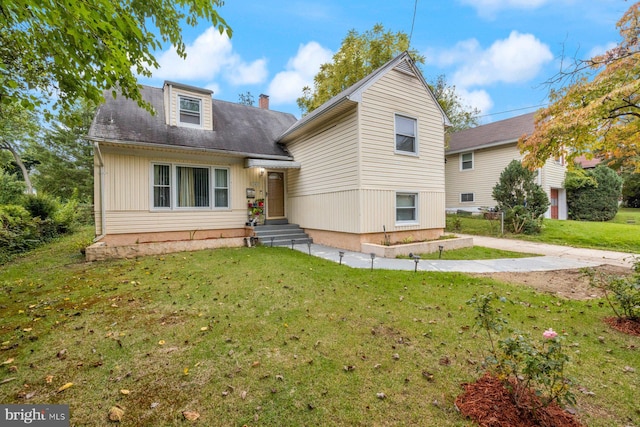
[460,152,473,170]
[460,193,474,203]
[152,164,229,210]
[395,115,417,154]
[153,164,171,208]
[396,192,417,223]
[179,96,202,126]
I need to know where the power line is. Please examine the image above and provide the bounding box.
[477,104,548,119]
[409,0,418,45]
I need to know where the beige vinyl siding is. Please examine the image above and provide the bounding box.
[288,190,361,233]
[361,189,444,232]
[540,159,566,191]
[445,143,521,210]
[360,69,445,191]
[288,189,444,234]
[286,68,446,234]
[285,107,360,231]
[98,145,256,234]
[287,107,360,196]
[164,86,213,130]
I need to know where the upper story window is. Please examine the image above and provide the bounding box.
[460,152,473,170]
[395,115,417,155]
[179,96,202,126]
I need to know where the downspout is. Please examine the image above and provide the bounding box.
[93,141,107,242]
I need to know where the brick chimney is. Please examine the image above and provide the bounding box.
[259,94,269,110]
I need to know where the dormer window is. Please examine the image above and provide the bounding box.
[179,96,201,126]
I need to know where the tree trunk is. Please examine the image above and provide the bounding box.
[1,141,34,194]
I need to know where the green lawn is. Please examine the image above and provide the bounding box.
[0,230,637,426]
[447,208,640,253]
[397,246,540,260]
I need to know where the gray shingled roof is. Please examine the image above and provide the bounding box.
[88,85,297,159]
[447,112,536,154]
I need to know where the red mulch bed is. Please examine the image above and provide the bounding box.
[603,317,640,336]
[455,373,583,427]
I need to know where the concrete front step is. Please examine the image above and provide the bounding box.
[254,223,312,247]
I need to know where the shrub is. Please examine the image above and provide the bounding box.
[21,193,59,220]
[0,205,41,262]
[622,173,640,208]
[467,294,575,413]
[0,194,85,262]
[0,167,25,205]
[565,165,623,221]
[53,198,82,233]
[589,261,640,321]
[492,160,549,234]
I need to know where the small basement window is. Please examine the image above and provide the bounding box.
[460,193,474,203]
[396,192,418,223]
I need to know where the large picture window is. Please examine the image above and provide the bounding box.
[179,96,202,126]
[395,115,417,154]
[177,166,209,207]
[396,192,417,223]
[152,164,229,210]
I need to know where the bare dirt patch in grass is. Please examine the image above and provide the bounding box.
[473,264,633,300]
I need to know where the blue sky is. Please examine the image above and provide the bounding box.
[138,0,626,123]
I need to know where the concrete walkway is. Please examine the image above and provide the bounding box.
[289,236,637,273]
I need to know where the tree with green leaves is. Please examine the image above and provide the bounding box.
[430,75,480,133]
[30,102,97,202]
[238,91,255,107]
[0,101,40,193]
[0,0,231,118]
[492,160,550,234]
[565,165,623,221]
[296,24,479,132]
[296,24,424,115]
[622,173,640,208]
[520,2,639,172]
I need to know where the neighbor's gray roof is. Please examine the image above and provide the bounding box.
[88,85,297,159]
[447,112,536,154]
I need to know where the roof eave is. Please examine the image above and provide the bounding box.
[446,138,518,155]
[87,136,295,161]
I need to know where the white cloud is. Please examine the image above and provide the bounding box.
[449,31,553,87]
[428,31,552,115]
[228,59,268,85]
[459,0,550,17]
[457,88,494,115]
[267,42,333,105]
[151,27,268,89]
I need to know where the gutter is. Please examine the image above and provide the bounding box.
[446,139,518,156]
[85,136,295,161]
[93,141,107,242]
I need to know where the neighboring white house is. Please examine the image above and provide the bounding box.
[445,112,568,220]
[87,52,450,259]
